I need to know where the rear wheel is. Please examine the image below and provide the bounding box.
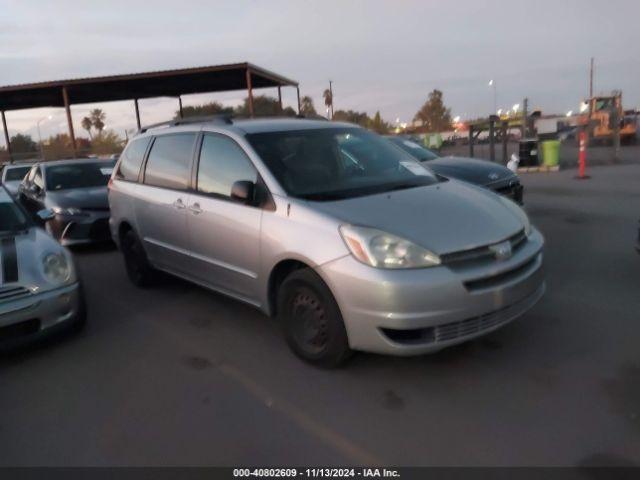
[121,229,156,287]
[278,269,352,368]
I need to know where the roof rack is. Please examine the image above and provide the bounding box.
[138,114,233,133]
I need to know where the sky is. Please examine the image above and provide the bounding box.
[1,0,639,143]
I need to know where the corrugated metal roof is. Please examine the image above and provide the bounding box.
[0,62,298,111]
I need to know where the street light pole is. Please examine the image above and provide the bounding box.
[489,80,497,114]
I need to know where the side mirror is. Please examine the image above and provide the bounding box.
[230,180,255,205]
[26,184,41,196]
[36,208,55,222]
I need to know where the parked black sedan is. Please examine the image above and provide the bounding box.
[386,136,523,204]
[18,159,115,246]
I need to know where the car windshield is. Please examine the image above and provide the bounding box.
[4,166,31,182]
[387,137,440,162]
[246,128,438,200]
[0,199,31,232]
[45,161,115,191]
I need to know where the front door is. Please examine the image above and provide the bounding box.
[187,133,263,304]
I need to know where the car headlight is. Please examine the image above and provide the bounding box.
[52,206,86,217]
[42,252,71,285]
[339,225,441,269]
[498,196,532,236]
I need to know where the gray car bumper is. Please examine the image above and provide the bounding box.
[318,229,545,356]
[0,282,84,348]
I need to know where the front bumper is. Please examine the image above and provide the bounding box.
[0,282,84,349]
[48,212,112,246]
[317,229,545,356]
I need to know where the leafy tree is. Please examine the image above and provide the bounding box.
[42,134,75,160]
[332,110,370,127]
[235,95,296,117]
[300,96,317,116]
[89,109,106,133]
[370,111,390,134]
[413,89,452,132]
[176,101,234,119]
[91,130,124,155]
[10,133,38,154]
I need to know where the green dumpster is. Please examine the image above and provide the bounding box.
[541,140,560,167]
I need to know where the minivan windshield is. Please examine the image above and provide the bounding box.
[247,128,438,200]
[45,161,115,191]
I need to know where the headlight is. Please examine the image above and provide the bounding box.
[498,196,532,236]
[52,206,86,217]
[339,225,441,269]
[42,252,71,285]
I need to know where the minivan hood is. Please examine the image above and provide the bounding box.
[427,156,515,186]
[45,186,109,210]
[309,180,524,255]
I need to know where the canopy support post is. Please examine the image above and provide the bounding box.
[62,87,77,156]
[1,110,11,163]
[134,99,141,130]
[246,68,254,117]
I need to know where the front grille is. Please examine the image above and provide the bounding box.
[463,256,539,292]
[441,229,527,265]
[0,285,31,302]
[434,298,529,343]
[380,287,541,346]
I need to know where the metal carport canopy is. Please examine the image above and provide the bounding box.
[0,62,300,159]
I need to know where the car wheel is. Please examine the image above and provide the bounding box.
[121,229,156,287]
[278,268,353,368]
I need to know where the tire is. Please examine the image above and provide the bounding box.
[121,229,156,287]
[278,268,353,368]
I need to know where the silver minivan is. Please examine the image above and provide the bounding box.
[108,117,544,367]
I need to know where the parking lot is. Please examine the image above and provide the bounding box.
[0,163,639,467]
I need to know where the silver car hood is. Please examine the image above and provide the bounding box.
[309,180,524,255]
[0,227,71,289]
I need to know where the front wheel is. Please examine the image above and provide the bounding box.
[278,269,353,368]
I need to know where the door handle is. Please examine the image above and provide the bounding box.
[189,203,203,215]
[173,199,186,209]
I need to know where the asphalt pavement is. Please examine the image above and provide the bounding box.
[1,164,639,466]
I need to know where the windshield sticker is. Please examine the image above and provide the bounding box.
[100,168,114,176]
[400,161,430,176]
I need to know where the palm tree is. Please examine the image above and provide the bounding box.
[81,117,93,139]
[323,89,333,119]
[89,109,106,134]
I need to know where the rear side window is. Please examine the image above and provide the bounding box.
[197,134,257,198]
[144,134,196,190]
[4,166,31,181]
[117,137,150,182]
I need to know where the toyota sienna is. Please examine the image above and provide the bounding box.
[108,117,545,367]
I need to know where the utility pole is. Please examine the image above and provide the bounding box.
[329,80,334,119]
[589,57,594,99]
[522,98,529,138]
